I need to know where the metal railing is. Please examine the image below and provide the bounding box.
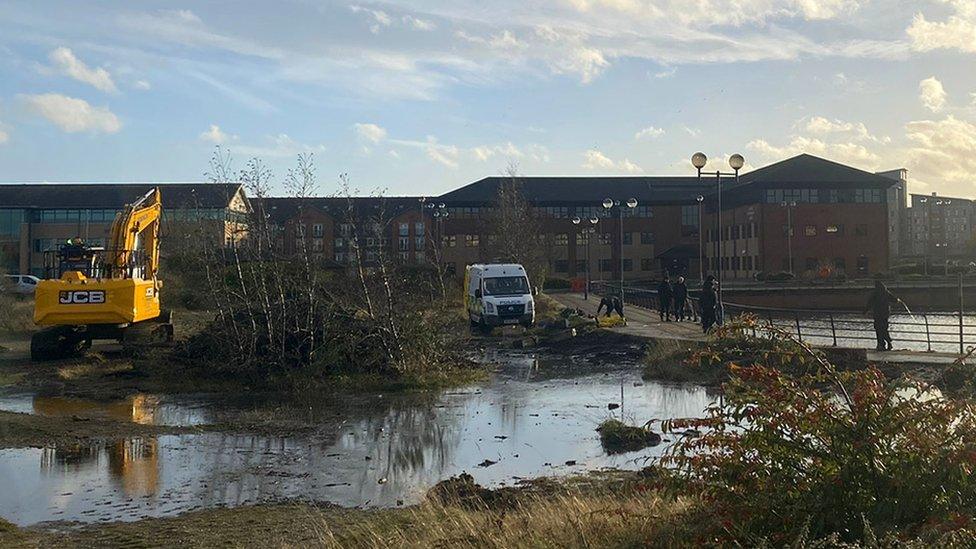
[43,248,149,280]
[592,281,974,354]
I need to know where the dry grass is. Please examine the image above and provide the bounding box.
[316,490,700,548]
[0,296,34,336]
[5,477,705,548]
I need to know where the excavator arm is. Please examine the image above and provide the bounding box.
[108,188,162,280]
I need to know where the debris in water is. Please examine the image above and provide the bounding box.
[608,403,620,410]
[477,459,498,468]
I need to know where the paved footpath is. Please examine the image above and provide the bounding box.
[549,292,966,365]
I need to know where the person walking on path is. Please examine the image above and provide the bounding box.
[864,280,903,351]
[657,276,674,322]
[596,295,620,318]
[700,275,717,333]
[673,276,689,321]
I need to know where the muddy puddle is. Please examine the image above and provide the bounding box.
[0,353,714,526]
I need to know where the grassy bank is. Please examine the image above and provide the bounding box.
[1,471,708,548]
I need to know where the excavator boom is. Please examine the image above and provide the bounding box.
[30,187,172,360]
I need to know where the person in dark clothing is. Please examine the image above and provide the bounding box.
[864,280,903,351]
[612,296,624,318]
[597,295,620,318]
[657,276,674,321]
[700,275,717,333]
[673,276,689,321]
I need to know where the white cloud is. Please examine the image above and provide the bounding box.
[472,142,522,161]
[907,1,976,53]
[904,115,976,195]
[582,149,642,173]
[354,122,387,143]
[350,5,392,34]
[747,136,880,169]
[22,93,121,134]
[133,80,151,91]
[199,124,233,144]
[803,116,888,143]
[426,141,459,169]
[48,47,117,93]
[635,126,665,140]
[402,15,436,31]
[232,134,326,158]
[919,76,947,113]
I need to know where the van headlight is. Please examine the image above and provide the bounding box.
[485,302,495,314]
[526,301,534,313]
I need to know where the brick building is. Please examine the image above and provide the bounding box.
[433,154,900,282]
[905,192,976,262]
[0,183,249,276]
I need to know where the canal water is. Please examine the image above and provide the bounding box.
[0,353,714,526]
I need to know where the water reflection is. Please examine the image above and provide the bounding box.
[0,361,716,526]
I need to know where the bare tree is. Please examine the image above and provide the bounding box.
[483,162,548,286]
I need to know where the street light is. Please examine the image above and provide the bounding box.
[692,152,744,325]
[603,197,638,315]
[780,201,797,276]
[696,195,704,283]
[572,215,599,300]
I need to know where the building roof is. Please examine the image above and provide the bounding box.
[258,196,423,225]
[733,154,898,189]
[0,183,244,210]
[437,176,712,205]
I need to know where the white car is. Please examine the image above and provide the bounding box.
[2,274,40,295]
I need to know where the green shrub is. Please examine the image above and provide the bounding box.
[542,277,572,290]
[664,324,976,543]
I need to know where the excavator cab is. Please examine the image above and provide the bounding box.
[31,188,173,361]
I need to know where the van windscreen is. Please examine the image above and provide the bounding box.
[483,276,529,296]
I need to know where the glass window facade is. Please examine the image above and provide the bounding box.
[0,209,25,237]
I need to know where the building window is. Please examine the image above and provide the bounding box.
[782,225,795,237]
[312,238,323,252]
[622,205,653,218]
[465,234,480,247]
[731,225,741,240]
[640,232,654,244]
[553,260,568,273]
[398,237,410,251]
[599,259,613,272]
[721,257,729,270]
[415,251,425,262]
[855,224,868,236]
[640,258,655,271]
[398,223,409,236]
[415,236,425,249]
[731,256,741,270]
[554,233,569,246]
[334,252,346,263]
[575,260,587,272]
[622,232,633,245]
[857,255,869,275]
[743,256,753,270]
[415,222,425,236]
[442,235,457,248]
[339,223,352,236]
[804,225,817,236]
[312,223,324,237]
[826,224,843,235]
[599,233,612,245]
[834,257,846,271]
[623,258,633,271]
[681,205,699,234]
[398,252,409,261]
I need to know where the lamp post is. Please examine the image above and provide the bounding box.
[691,152,745,325]
[429,202,449,295]
[696,195,704,283]
[780,200,797,276]
[603,197,638,314]
[572,215,599,300]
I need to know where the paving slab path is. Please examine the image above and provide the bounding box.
[549,292,968,366]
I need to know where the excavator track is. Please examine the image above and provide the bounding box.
[122,310,175,349]
[30,326,91,361]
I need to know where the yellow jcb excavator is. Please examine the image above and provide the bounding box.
[31,187,174,360]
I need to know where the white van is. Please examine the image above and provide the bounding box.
[465,263,535,330]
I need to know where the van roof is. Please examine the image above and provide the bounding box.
[469,263,526,275]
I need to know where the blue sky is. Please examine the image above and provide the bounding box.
[1,0,975,197]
